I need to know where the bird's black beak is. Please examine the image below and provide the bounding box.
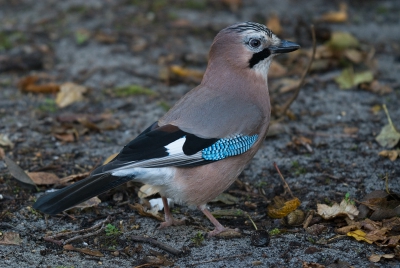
[269,40,300,54]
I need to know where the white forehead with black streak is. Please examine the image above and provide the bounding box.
[227,22,281,73]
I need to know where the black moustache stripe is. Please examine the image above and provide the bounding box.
[249,48,271,68]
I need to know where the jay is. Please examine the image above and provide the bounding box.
[34,22,300,236]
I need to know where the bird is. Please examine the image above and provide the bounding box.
[33,22,300,236]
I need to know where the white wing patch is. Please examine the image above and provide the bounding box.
[165,136,186,155]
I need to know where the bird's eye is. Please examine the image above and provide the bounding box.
[249,39,261,48]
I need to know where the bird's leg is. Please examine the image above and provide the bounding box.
[159,196,186,228]
[198,205,239,237]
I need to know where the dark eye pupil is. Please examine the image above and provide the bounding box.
[250,39,260,48]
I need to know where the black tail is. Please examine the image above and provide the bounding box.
[33,173,133,215]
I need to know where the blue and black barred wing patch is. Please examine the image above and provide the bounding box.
[91,122,259,175]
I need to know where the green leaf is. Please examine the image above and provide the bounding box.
[327,32,359,50]
[376,104,400,148]
[334,67,374,89]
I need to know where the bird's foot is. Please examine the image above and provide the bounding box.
[207,227,241,238]
[158,217,186,229]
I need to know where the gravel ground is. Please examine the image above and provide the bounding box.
[0,0,399,267]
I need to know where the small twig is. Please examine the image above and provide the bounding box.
[273,162,294,198]
[278,25,317,118]
[245,213,258,230]
[63,223,107,244]
[43,216,110,245]
[131,235,183,256]
[191,252,252,266]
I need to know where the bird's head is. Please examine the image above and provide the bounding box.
[208,22,300,77]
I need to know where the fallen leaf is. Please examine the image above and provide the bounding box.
[376,105,400,148]
[287,136,313,152]
[343,127,359,135]
[266,13,282,35]
[55,82,87,108]
[71,196,101,210]
[0,134,14,148]
[53,132,76,142]
[169,65,203,82]
[4,156,36,186]
[268,197,301,219]
[0,232,22,245]
[360,80,393,95]
[317,199,359,220]
[347,229,373,244]
[0,148,4,160]
[56,172,90,186]
[334,67,374,89]
[138,184,159,199]
[210,193,239,205]
[27,172,60,185]
[327,32,359,51]
[379,150,399,161]
[211,209,246,218]
[128,203,164,221]
[277,78,300,93]
[64,244,104,257]
[369,253,395,263]
[319,2,348,23]
[18,75,60,93]
[343,49,363,64]
[301,261,325,268]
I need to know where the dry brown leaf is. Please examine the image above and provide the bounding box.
[287,136,313,152]
[27,172,60,185]
[360,80,393,95]
[53,132,76,142]
[0,232,22,245]
[169,65,203,82]
[369,253,395,263]
[71,196,101,210]
[64,244,104,257]
[317,199,359,220]
[57,172,90,186]
[378,150,399,161]
[128,203,164,221]
[0,148,4,160]
[266,13,282,35]
[268,197,301,219]
[319,2,348,23]
[301,261,325,268]
[56,82,87,108]
[343,127,359,135]
[18,75,60,93]
[336,224,359,235]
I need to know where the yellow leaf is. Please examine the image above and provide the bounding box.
[268,197,301,219]
[266,13,282,35]
[378,150,399,161]
[334,67,373,89]
[169,65,203,81]
[347,229,373,244]
[319,3,348,23]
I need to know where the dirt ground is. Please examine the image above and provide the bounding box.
[1,0,400,267]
